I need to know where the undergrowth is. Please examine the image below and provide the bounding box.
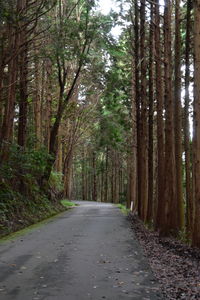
[117,203,130,215]
[0,145,71,238]
[61,200,77,207]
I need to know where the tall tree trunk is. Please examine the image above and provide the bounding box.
[34,49,42,149]
[18,46,28,147]
[18,0,28,148]
[139,0,148,221]
[174,0,184,230]
[154,0,165,230]
[0,24,18,161]
[92,151,97,201]
[147,2,154,222]
[162,0,177,235]
[192,0,200,248]
[111,154,114,203]
[45,58,53,151]
[64,150,73,199]
[55,133,63,173]
[114,152,119,204]
[134,0,141,215]
[130,54,138,210]
[101,165,104,202]
[0,66,4,128]
[0,22,5,128]
[104,148,108,202]
[184,0,193,236]
[82,148,86,200]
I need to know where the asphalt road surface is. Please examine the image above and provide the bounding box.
[0,201,161,300]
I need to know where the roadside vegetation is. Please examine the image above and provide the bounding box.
[117,204,130,215]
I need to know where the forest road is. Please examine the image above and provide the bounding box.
[0,201,161,300]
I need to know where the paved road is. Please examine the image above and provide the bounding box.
[0,201,161,300]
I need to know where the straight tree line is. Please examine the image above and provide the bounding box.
[128,0,200,247]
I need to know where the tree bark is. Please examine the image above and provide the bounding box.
[184,0,193,236]
[134,0,141,215]
[0,24,18,160]
[161,0,177,235]
[129,57,137,210]
[18,0,28,148]
[92,151,97,201]
[64,150,73,199]
[154,0,165,231]
[34,48,42,149]
[174,0,184,230]
[192,0,200,247]
[45,58,53,151]
[147,2,154,222]
[82,148,86,200]
[139,0,148,221]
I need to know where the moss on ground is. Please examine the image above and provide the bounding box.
[61,200,77,207]
[0,208,74,243]
[117,203,130,215]
[0,192,76,239]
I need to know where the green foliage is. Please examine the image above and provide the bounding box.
[61,200,77,207]
[119,192,127,205]
[177,230,191,245]
[49,172,64,192]
[0,183,57,236]
[0,144,51,183]
[72,29,131,202]
[0,145,65,237]
[117,204,130,215]
[94,35,131,151]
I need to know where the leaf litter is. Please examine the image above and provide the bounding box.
[128,215,200,299]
